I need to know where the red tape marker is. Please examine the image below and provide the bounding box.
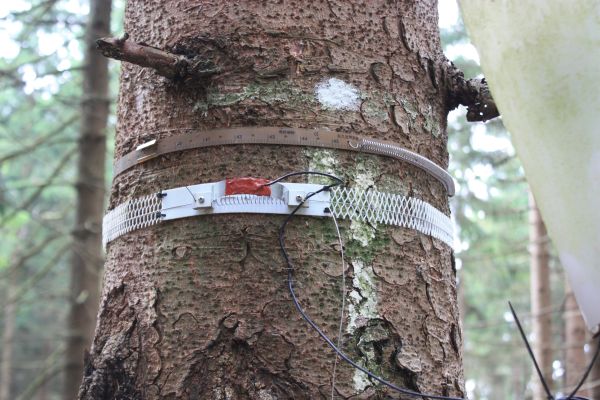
[225,177,271,196]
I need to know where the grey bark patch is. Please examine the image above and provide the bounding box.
[391,104,411,135]
[395,344,423,374]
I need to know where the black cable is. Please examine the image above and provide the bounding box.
[558,397,590,400]
[561,334,600,400]
[509,301,599,400]
[276,171,466,400]
[263,171,344,187]
[508,301,555,400]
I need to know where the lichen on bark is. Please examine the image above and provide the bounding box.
[84,1,464,399]
[194,80,315,114]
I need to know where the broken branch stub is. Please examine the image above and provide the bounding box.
[96,34,220,81]
[444,61,500,122]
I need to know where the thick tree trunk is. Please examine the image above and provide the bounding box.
[563,280,588,397]
[81,1,463,399]
[529,192,553,400]
[64,0,112,398]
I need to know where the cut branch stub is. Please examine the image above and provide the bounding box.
[444,61,500,122]
[96,34,220,81]
[463,78,499,122]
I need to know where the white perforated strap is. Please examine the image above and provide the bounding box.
[102,182,454,249]
[102,193,163,245]
[330,188,454,247]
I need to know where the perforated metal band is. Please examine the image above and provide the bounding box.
[113,127,455,196]
[102,193,163,245]
[330,188,454,247]
[102,181,454,249]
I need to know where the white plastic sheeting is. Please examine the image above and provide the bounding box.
[460,0,600,330]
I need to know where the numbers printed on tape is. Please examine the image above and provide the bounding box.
[113,126,455,196]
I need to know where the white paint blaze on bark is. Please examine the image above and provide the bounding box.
[315,78,360,111]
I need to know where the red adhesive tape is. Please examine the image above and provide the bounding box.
[225,177,271,196]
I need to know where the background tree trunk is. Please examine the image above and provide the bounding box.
[529,191,553,399]
[64,0,112,398]
[81,1,463,398]
[0,227,29,400]
[0,266,17,400]
[563,280,588,397]
[589,336,600,398]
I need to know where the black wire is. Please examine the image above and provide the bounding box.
[509,301,600,400]
[562,334,600,400]
[263,171,344,187]
[276,171,466,400]
[558,397,590,400]
[508,301,555,400]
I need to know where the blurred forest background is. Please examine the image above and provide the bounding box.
[0,1,597,399]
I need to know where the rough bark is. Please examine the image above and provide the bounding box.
[82,1,463,399]
[65,0,112,398]
[98,39,499,124]
[529,192,553,400]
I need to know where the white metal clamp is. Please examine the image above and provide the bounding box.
[159,181,332,221]
[102,180,454,249]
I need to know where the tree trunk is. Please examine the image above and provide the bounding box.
[529,191,553,399]
[0,227,29,400]
[65,0,112,398]
[563,280,588,397]
[589,336,600,398]
[0,269,17,400]
[81,1,463,399]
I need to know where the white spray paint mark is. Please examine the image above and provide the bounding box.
[315,77,360,111]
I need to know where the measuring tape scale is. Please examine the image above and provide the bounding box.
[113,126,455,197]
[102,179,454,249]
